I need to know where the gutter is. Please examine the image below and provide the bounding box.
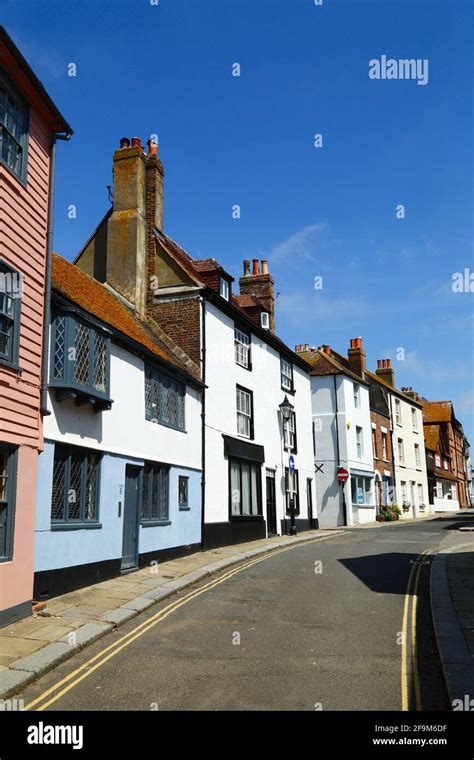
[40,131,72,416]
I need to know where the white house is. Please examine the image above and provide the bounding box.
[295,341,376,527]
[34,254,203,599]
[367,363,430,518]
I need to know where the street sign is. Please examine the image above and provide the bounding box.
[289,455,295,473]
[337,467,349,483]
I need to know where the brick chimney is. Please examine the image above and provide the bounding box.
[401,387,419,402]
[239,259,275,332]
[106,137,148,317]
[295,343,310,353]
[348,336,366,379]
[376,358,395,387]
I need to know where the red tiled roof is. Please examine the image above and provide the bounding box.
[52,253,195,378]
[424,424,440,451]
[422,400,453,423]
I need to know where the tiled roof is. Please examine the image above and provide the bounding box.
[233,294,264,309]
[424,424,440,451]
[299,347,368,383]
[52,253,197,379]
[421,400,453,423]
[365,369,423,407]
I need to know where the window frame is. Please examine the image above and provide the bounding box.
[0,444,17,561]
[353,383,360,408]
[0,259,22,369]
[219,277,230,301]
[356,426,364,459]
[382,432,388,461]
[411,407,418,431]
[141,461,170,524]
[397,437,405,465]
[283,411,297,453]
[394,399,401,425]
[229,458,262,519]
[414,443,421,468]
[145,364,186,432]
[178,475,189,510]
[50,444,101,529]
[0,66,29,185]
[50,312,112,406]
[234,325,251,370]
[280,357,294,393]
[284,467,300,515]
[260,311,270,329]
[236,385,254,440]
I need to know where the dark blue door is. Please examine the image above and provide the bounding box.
[122,465,140,571]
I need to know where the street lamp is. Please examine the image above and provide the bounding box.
[279,396,297,536]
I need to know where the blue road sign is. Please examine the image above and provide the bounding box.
[289,454,295,473]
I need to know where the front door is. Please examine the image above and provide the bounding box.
[122,465,141,571]
[266,470,277,536]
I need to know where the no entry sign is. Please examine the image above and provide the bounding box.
[337,467,349,483]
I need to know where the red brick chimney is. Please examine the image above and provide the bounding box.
[348,336,366,379]
[239,259,275,332]
[376,358,395,387]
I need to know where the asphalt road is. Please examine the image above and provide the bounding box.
[17,517,456,712]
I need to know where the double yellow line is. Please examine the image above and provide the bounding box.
[24,535,335,712]
[400,549,432,711]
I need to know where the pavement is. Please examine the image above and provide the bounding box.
[430,510,474,707]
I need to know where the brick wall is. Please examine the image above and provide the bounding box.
[151,297,202,372]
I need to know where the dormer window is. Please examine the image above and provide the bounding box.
[50,313,112,411]
[261,311,270,329]
[219,277,230,301]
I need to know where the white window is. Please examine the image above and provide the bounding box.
[398,438,405,465]
[435,453,441,468]
[382,432,388,460]
[234,328,250,368]
[372,427,377,457]
[395,399,401,425]
[411,407,417,430]
[281,358,293,392]
[261,311,270,329]
[353,384,360,408]
[283,412,296,452]
[417,484,424,504]
[443,458,449,470]
[219,278,229,301]
[236,387,252,438]
[401,480,407,502]
[356,426,363,459]
[414,443,421,468]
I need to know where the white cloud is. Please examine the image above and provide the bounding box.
[268,223,329,264]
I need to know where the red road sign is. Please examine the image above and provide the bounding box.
[337,467,349,483]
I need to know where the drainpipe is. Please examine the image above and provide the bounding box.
[333,374,347,526]
[200,297,207,549]
[40,131,72,415]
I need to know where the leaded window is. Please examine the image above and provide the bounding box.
[51,313,111,404]
[142,462,169,522]
[0,69,28,181]
[51,444,100,525]
[145,366,185,430]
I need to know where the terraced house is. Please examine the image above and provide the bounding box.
[75,136,317,546]
[0,27,71,625]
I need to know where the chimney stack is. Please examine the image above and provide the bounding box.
[106,136,148,316]
[239,259,275,333]
[402,386,418,402]
[348,336,366,379]
[295,343,310,353]
[145,138,164,231]
[376,358,395,387]
[318,344,331,356]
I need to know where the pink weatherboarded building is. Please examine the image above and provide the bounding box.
[0,27,71,626]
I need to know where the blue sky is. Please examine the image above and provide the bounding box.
[3,0,473,441]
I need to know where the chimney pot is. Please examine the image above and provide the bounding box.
[261,260,269,275]
[120,137,131,149]
[243,260,250,276]
[252,259,260,276]
[131,137,141,148]
[147,139,158,156]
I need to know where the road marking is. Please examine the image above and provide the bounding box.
[400,549,431,711]
[24,534,337,711]
[411,550,432,711]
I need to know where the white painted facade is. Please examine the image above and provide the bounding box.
[388,394,430,517]
[203,301,316,536]
[311,372,375,527]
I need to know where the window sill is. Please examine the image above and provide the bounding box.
[179,506,191,511]
[146,418,186,433]
[0,556,13,564]
[51,522,102,531]
[51,385,113,412]
[281,386,295,396]
[0,158,27,189]
[236,361,252,372]
[141,520,171,527]
[230,515,263,522]
[0,358,22,374]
